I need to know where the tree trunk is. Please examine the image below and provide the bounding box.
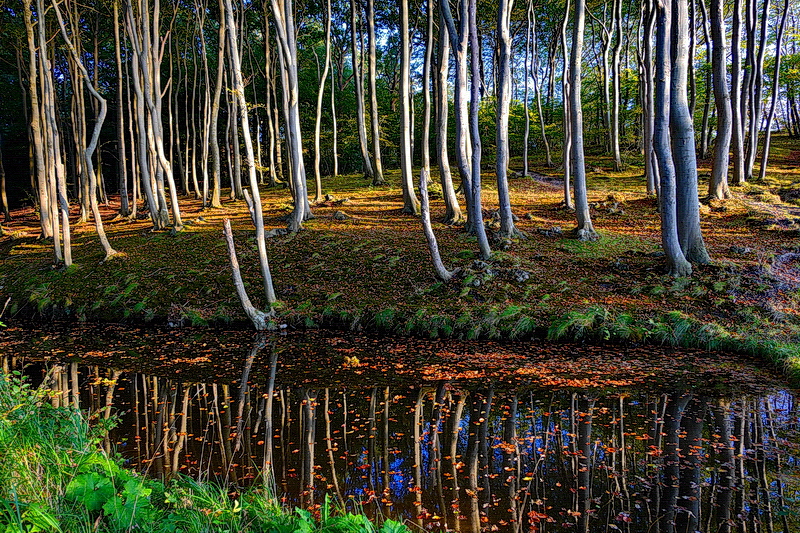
[210,0,226,208]
[53,0,117,260]
[367,0,384,185]
[420,0,454,281]
[495,0,520,238]
[435,12,463,225]
[399,0,420,214]
[730,0,745,185]
[610,0,623,170]
[271,0,312,231]
[708,0,732,199]
[350,0,374,179]
[0,134,9,222]
[671,0,710,264]
[313,0,332,202]
[757,0,789,182]
[560,0,574,208]
[468,0,491,259]
[113,0,130,217]
[223,219,272,329]
[440,0,475,230]
[654,0,692,277]
[642,0,659,196]
[531,8,552,168]
[228,0,278,302]
[570,0,598,240]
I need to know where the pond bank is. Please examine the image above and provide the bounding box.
[2,155,800,383]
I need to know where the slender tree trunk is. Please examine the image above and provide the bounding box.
[210,0,226,208]
[523,6,532,178]
[53,0,117,260]
[560,0,574,208]
[757,0,789,182]
[708,0,732,199]
[745,0,770,181]
[698,0,713,159]
[313,0,332,202]
[114,0,130,216]
[730,0,744,185]
[495,0,520,238]
[22,0,52,240]
[468,0,491,259]
[642,0,659,196]
[367,0,384,185]
[399,0,420,214]
[350,0,374,179]
[531,9,552,168]
[570,0,598,240]
[436,13,463,225]
[420,0,454,281]
[0,136,7,223]
[610,0,623,170]
[227,0,278,302]
[330,64,339,177]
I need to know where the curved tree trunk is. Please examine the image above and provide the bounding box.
[230,0,278,301]
[399,0,420,214]
[313,0,332,202]
[420,0,454,281]
[435,14,463,225]
[468,0,491,259]
[350,0,374,180]
[53,0,117,260]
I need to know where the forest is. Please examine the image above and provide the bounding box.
[2,0,800,530]
[0,0,799,352]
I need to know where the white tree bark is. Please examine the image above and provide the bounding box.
[708,0,731,199]
[570,0,598,240]
[495,0,520,238]
[671,0,709,264]
[399,0,420,214]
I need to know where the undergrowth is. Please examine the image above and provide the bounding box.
[0,373,410,533]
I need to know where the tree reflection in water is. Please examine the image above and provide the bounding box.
[8,334,800,533]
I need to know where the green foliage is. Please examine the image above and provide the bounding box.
[0,374,412,533]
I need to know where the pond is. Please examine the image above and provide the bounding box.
[2,325,798,532]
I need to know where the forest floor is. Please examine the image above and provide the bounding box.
[1,136,800,379]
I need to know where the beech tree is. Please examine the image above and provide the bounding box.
[708,0,731,199]
[671,0,709,264]
[569,0,598,241]
[494,0,520,238]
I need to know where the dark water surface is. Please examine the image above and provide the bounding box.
[2,325,799,532]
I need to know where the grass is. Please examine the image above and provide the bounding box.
[0,372,411,533]
[1,136,800,379]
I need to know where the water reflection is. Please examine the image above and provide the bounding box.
[4,331,799,532]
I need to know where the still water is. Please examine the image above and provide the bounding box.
[2,325,799,532]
